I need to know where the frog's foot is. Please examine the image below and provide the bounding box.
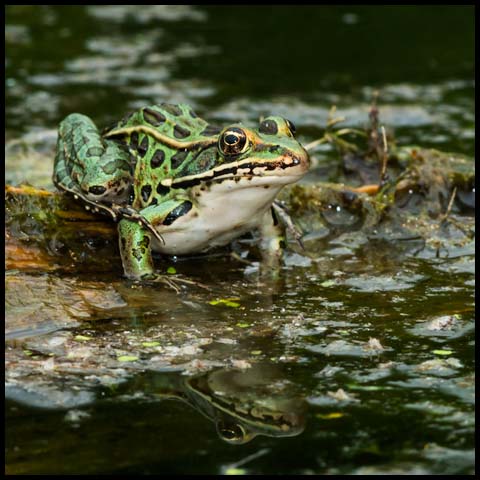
[56,181,165,246]
[136,273,209,292]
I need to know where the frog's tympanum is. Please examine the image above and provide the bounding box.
[53,103,309,280]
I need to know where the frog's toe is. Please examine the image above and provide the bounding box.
[134,273,209,292]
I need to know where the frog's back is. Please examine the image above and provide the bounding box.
[106,103,221,142]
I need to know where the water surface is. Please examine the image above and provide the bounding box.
[5,5,475,475]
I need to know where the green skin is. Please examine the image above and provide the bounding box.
[53,103,309,281]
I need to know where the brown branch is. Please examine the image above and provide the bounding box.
[379,125,389,187]
[439,187,457,224]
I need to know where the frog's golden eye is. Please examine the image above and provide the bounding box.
[219,127,249,156]
[216,420,248,444]
[286,119,296,135]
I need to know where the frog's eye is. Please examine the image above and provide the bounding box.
[286,119,296,135]
[259,119,278,135]
[216,420,249,444]
[219,127,249,156]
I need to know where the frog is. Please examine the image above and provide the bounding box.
[127,364,306,444]
[53,103,309,284]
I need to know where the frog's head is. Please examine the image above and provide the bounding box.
[214,116,309,186]
[183,367,306,445]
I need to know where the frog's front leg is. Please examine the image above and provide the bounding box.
[53,113,132,216]
[118,198,193,281]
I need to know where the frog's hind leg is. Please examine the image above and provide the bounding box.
[53,113,133,219]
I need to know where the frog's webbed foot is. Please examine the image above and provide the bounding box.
[136,273,209,293]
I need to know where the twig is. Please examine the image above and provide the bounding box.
[304,137,329,151]
[327,116,346,128]
[224,448,270,470]
[368,91,384,162]
[272,201,305,249]
[439,186,457,224]
[379,125,389,186]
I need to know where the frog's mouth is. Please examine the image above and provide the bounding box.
[160,150,309,190]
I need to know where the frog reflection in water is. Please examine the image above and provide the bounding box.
[138,364,306,444]
[53,103,309,283]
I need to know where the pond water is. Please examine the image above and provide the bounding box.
[5,5,475,475]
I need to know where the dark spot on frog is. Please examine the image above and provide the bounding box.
[163,201,193,225]
[88,185,107,195]
[156,184,170,196]
[271,208,279,226]
[162,103,183,116]
[253,144,270,153]
[171,150,188,169]
[86,146,103,157]
[143,108,166,126]
[121,237,127,249]
[137,136,149,157]
[173,125,190,139]
[114,139,130,153]
[130,131,139,149]
[201,125,222,136]
[131,247,145,262]
[149,197,158,206]
[141,185,152,202]
[189,108,198,118]
[286,119,296,135]
[279,240,286,249]
[137,236,150,249]
[151,149,165,168]
[259,119,278,135]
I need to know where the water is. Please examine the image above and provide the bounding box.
[5,5,475,475]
